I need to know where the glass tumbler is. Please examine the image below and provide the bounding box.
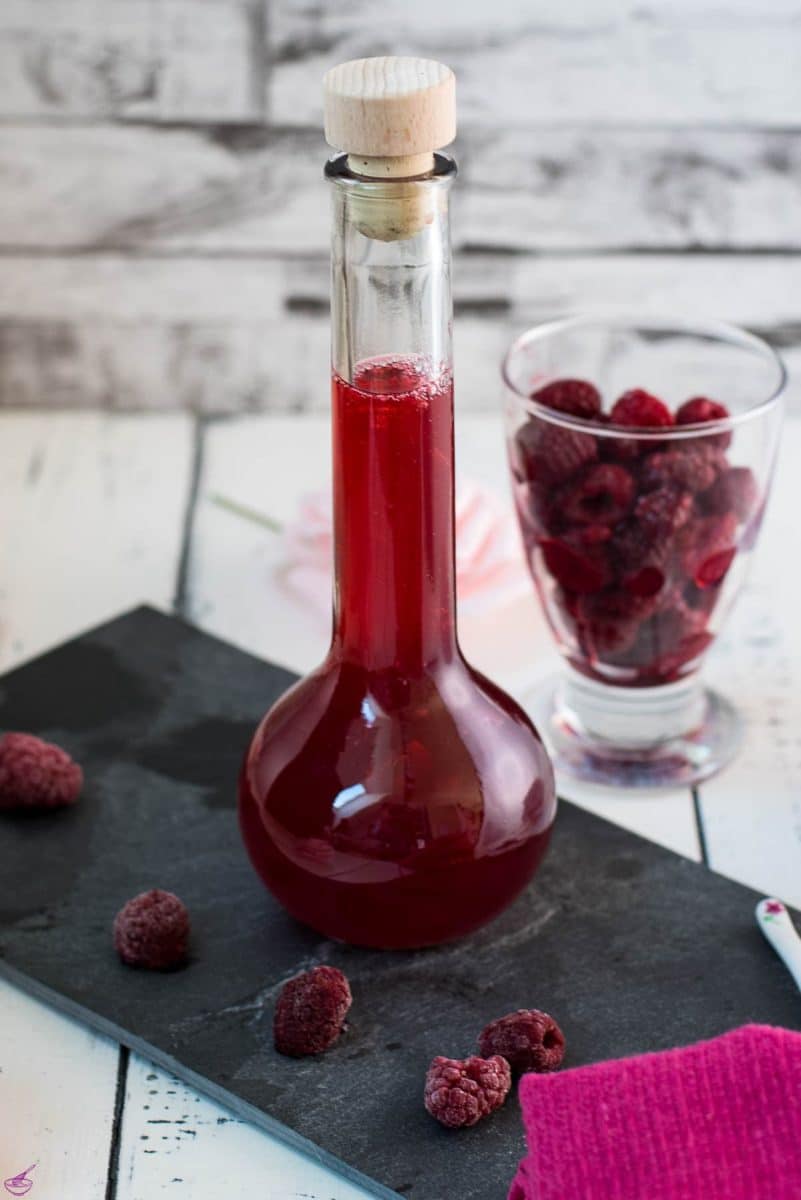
[503,313,786,788]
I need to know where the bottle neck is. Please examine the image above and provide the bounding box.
[327,154,458,672]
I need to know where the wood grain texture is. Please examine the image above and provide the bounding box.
[0,978,119,1199]
[269,0,801,128]
[1,123,800,254]
[0,0,265,122]
[0,254,797,412]
[0,412,194,669]
[117,1053,376,1199]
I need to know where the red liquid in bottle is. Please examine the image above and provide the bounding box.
[239,357,556,948]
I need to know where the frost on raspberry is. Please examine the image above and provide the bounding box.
[514,416,598,486]
[561,463,635,526]
[639,445,724,496]
[274,965,352,1057]
[478,1009,565,1074]
[0,732,83,810]
[531,378,602,421]
[113,889,190,970]
[424,1055,512,1129]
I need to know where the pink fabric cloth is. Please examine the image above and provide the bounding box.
[509,1024,801,1200]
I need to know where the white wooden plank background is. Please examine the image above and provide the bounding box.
[0,255,799,413]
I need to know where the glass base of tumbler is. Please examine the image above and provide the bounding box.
[527,670,742,790]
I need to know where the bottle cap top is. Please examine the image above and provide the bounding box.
[323,57,456,160]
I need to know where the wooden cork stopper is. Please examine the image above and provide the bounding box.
[323,57,456,240]
[324,56,455,174]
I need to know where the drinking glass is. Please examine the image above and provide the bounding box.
[503,313,786,788]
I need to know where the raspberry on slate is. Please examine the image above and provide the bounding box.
[424,1055,512,1129]
[274,965,352,1057]
[478,1009,566,1075]
[113,889,190,970]
[561,463,635,526]
[675,396,732,448]
[514,417,598,487]
[0,732,83,810]
[531,378,602,421]
[610,389,675,430]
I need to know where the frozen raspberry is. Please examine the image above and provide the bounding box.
[514,417,598,486]
[0,732,83,810]
[577,588,656,657]
[424,1055,511,1129]
[675,396,732,448]
[561,463,635,525]
[610,389,674,430]
[274,965,352,1057]
[643,599,713,678]
[478,1009,565,1074]
[532,378,602,421]
[639,445,724,495]
[701,466,758,522]
[680,513,739,588]
[611,486,692,577]
[540,532,610,594]
[113,889,189,970]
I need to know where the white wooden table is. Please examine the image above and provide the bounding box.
[1,409,799,1198]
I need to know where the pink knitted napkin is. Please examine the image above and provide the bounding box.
[509,1025,801,1200]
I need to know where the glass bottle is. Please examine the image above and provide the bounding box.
[239,58,556,948]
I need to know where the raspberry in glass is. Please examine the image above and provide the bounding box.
[531,378,602,421]
[610,389,675,429]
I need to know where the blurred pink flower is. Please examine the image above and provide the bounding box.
[281,479,528,622]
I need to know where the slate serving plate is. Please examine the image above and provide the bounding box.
[0,606,798,1200]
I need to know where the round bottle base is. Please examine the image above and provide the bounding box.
[525,671,743,790]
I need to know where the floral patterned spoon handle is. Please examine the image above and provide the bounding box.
[756,898,801,993]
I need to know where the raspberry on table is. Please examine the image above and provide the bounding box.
[561,463,635,526]
[274,965,352,1057]
[0,732,83,810]
[113,889,190,970]
[675,396,732,448]
[478,1009,565,1075]
[610,389,675,430]
[424,1055,512,1129]
[531,378,602,421]
[701,466,758,522]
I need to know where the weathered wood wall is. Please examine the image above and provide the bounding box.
[1,0,800,412]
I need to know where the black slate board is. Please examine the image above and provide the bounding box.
[0,606,798,1200]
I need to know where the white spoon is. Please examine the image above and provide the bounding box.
[755,898,801,993]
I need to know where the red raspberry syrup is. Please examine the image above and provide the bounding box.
[239,357,556,949]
